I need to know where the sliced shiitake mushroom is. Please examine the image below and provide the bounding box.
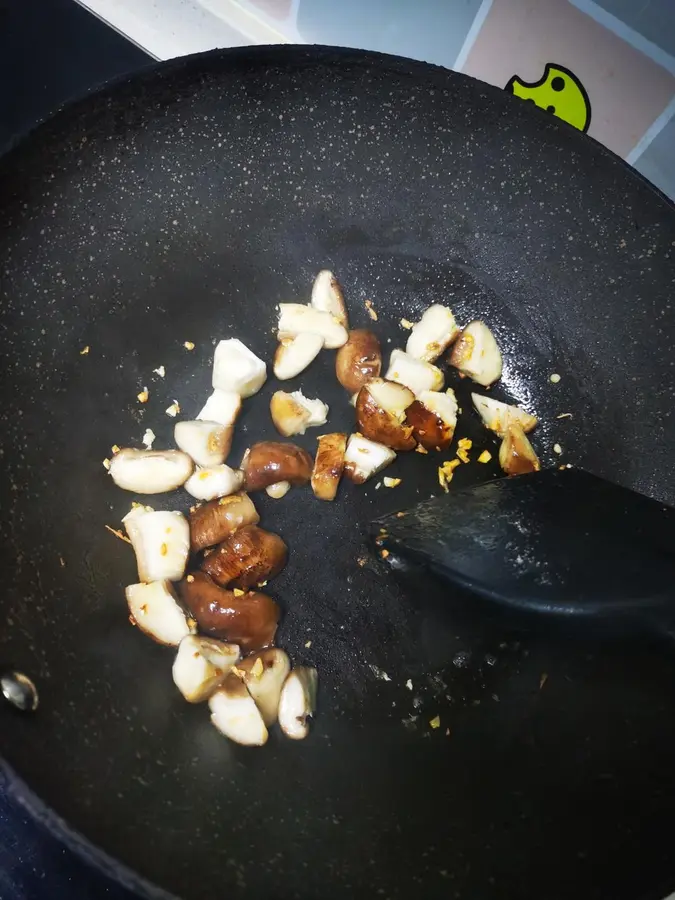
[311,432,347,501]
[209,674,268,746]
[277,303,348,349]
[335,329,382,394]
[355,379,416,451]
[270,391,329,437]
[178,571,280,650]
[212,338,267,398]
[343,434,396,484]
[184,465,244,501]
[189,492,260,553]
[274,333,324,380]
[123,507,190,582]
[197,389,241,427]
[278,666,318,740]
[498,423,541,475]
[406,304,460,362]
[385,349,444,396]
[449,320,503,387]
[201,524,288,590]
[405,388,458,451]
[310,269,348,327]
[109,448,194,494]
[126,580,195,646]
[172,635,240,703]
[234,648,291,726]
[471,393,537,436]
[241,441,313,492]
[174,420,233,468]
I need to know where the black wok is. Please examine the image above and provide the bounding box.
[1,45,674,900]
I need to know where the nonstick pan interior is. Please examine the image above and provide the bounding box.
[0,46,674,900]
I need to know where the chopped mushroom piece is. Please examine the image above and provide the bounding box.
[189,492,260,553]
[311,432,347,501]
[277,303,348,349]
[109,448,194,494]
[174,419,233,468]
[196,389,242,427]
[270,390,328,437]
[184,465,244,501]
[278,666,318,740]
[234,648,291,725]
[404,388,458,451]
[123,508,191,582]
[310,270,348,328]
[172,635,240,702]
[209,674,269,746]
[406,304,460,362]
[343,434,396,484]
[212,338,267,398]
[449,321,503,387]
[178,571,279,650]
[201,524,288,590]
[273,333,324,380]
[126,580,195,646]
[165,401,180,417]
[266,481,291,499]
[385,349,444,396]
[335,329,382,395]
[355,379,416,450]
[471,393,538,436]
[142,428,156,449]
[241,441,313,492]
[498,423,541,475]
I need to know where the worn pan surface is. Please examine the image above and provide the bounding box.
[0,46,674,900]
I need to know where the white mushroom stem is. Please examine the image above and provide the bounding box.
[365,379,415,421]
[197,389,242,426]
[406,304,459,361]
[172,635,240,703]
[184,465,244,501]
[343,434,396,484]
[212,338,267,398]
[270,390,329,437]
[278,303,348,349]
[471,393,538,436]
[449,321,503,387]
[310,270,348,327]
[123,507,190,582]
[209,674,269,746]
[273,333,324,380]
[126,581,195,646]
[233,648,291,725]
[385,349,444,396]
[174,419,232,467]
[278,667,318,740]
[266,481,291,499]
[109,448,194,494]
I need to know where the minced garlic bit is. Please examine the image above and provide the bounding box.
[137,388,149,403]
[305,640,312,649]
[79,346,90,356]
[380,548,390,559]
[165,400,180,417]
[102,458,111,470]
[186,574,195,583]
[438,458,461,492]
[477,449,492,464]
[364,299,378,321]
[142,428,156,449]
[415,444,428,454]
[104,524,131,544]
[556,412,572,419]
[399,318,414,330]
[250,657,264,678]
[183,341,195,351]
[456,437,472,463]
[357,556,368,567]
[233,588,246,597]
[111,445,121,454]
[553,443,563,455]
[429,715,441,729]
[405,679,413,690]
[59,557,66,567]
[396,511,406,518]
[549,373,561,384]
[153,365,166,378]
[383,477,402,488]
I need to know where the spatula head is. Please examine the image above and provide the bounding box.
[372,469,675,631]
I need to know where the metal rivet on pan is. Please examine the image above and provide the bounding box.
[1,670,39,712]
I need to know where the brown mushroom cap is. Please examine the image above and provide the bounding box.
[311,433,347,501]
[335,329,382,394]
[355,380,416,451]
[189,492,259,553]
[242,441,313,492]
[201,525,288,590]
[178,571,280,651]
[405,400,454,451]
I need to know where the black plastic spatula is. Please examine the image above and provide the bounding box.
[372,468,675,638]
